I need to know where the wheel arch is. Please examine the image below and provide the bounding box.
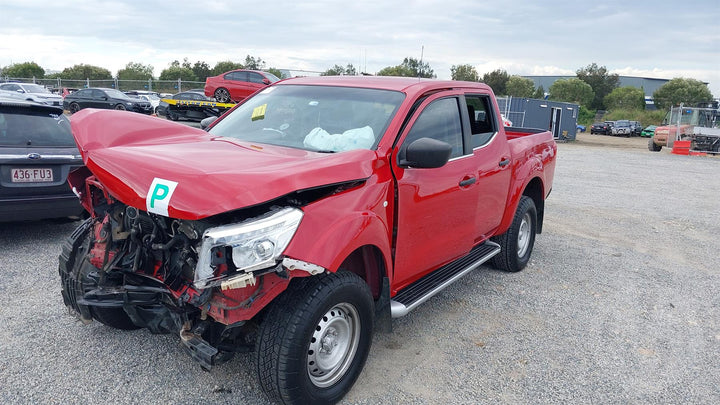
[522,177,545,234]
[336,245,387,300]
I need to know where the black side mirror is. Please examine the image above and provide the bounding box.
[263,78,271,85]
[398,137,452,168]
[200,116,218,130]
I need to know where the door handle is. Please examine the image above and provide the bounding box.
[459,177,476,187]
[499,158,511,167]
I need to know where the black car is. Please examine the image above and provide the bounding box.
[63,87,153,115]
[630,121,643,137]
[157,90,220,121]
[0,97,84,221]
[590,122,611,135]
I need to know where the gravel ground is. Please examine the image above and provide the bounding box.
[1,133,719,404]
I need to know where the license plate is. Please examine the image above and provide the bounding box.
[11,168,54,183]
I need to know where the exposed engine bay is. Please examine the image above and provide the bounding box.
[58,173,338,369]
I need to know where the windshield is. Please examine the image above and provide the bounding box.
[105,89,131,99]
[22,84,51,94]
[209,85,405,152]
[0,106,74,147]
[264,72,281,83]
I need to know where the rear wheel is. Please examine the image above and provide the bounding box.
[256,272,374,405]
[214,88,231,103]
[491,196,537,272]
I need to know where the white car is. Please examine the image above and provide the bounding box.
[0,82,64,107]
[125,90,161,114]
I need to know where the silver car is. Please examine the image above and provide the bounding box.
[0,82,65,107]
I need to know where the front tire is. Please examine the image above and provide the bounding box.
[648,138,662,152]
[115,104,126,111]
[256,272,374,405]
[59,219,139,330]
[491,196,537,272]
[69,102,80,114]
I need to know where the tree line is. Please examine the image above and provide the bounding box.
[2,58,712,112]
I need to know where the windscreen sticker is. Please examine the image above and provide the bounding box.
[251,104,267,121]
[146,178,178,217]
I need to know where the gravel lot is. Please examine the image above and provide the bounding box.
[1,133,718,404]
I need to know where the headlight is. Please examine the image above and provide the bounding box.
[126,102,134,106]
[194,207,303,289]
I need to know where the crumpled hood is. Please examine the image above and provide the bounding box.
[71,109,376,219]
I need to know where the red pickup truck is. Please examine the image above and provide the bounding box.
[60,76,556,404]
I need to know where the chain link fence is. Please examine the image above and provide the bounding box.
[1,76,206,94]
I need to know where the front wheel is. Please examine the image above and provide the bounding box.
[648,138,662,152]
[115,104,126,111]
[69,102,80,114]
[256,272,374,405]
[491,196,537,272]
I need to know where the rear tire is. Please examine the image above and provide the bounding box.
[256,272,374,405]
[214,88,231,103]
[491,196,537,272]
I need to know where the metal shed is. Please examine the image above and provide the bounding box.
[496,97,579,141]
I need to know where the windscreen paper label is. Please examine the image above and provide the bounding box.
[146,178,178,216]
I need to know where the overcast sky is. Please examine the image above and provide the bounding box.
[1,0,718,95]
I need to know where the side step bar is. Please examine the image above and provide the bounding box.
[390,241,500,318]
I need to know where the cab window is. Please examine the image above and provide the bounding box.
[465,95,496,148]
[404,97,464,159]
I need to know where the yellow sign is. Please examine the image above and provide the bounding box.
[252,104,267,121]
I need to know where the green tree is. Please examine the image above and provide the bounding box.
[321,63,357,76]
[1,61,45,78]
[192,61,211,82]
[576,63,619,110]
[377,57,435,78]
[212,61,244,76]
[117,62,154,81]
[481,69,509,95]
[159,65,197,81]
[450,64,479,82]
[604,86,645,110]
[549,78,594,106]
[652,78,713,109]
[243,55,266,70]
[533,85,545,99]
[266,68,284,79]
[506,76,535,98]
[59,64,112,80]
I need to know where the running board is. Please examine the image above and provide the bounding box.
[390,241,500,318]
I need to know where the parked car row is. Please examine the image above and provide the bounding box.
[590,120,644,137]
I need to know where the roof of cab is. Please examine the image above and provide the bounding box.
[277,75,492,95]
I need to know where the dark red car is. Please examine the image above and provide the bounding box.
[204,69,280,102]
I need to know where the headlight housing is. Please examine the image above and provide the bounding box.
[194,207,303,289]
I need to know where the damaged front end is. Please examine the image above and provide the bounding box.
[59,171,321,369]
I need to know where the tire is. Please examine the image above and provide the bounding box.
[59,219,139,330]
[256,272,374,405]
[69,102,80,114]
[491,196,537,272]
[115,104,126,111]
[214,88,231,103]
[648,137,662,152]
[167,110,179,121]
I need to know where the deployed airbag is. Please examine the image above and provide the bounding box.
[303,126,375,152]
